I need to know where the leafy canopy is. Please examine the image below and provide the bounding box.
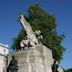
[64,68,72,72]
[12,4,65,62]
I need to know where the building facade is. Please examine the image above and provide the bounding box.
[0,43,9,72]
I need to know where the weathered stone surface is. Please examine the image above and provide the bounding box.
[8,44,63,72]
[58,67,64,72]
[0,43,9,72]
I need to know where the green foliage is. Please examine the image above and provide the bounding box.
[64,68,72,72]
[12,30,26,50]
[27,4,65,62]
[12,4,65,62]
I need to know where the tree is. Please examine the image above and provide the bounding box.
[64,68,72,72]
[12,4,65,62]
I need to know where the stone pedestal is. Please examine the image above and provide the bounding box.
[8,44,54,72]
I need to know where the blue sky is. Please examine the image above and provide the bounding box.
[0,0,72,69]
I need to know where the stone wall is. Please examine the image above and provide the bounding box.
[8,44,54,72]
[8,44,63,72]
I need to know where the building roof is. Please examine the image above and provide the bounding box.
[0,43,8,48]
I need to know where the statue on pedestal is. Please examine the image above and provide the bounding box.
[6,56,18,72]
[52,60,59,72]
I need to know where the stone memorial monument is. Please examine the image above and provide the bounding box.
[8,14,64,72]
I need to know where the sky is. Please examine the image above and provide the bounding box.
[0,0,72,69]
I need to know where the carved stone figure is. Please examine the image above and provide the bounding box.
[19,14,39,48]
[20,36,30,48]
[35,30,43,43]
